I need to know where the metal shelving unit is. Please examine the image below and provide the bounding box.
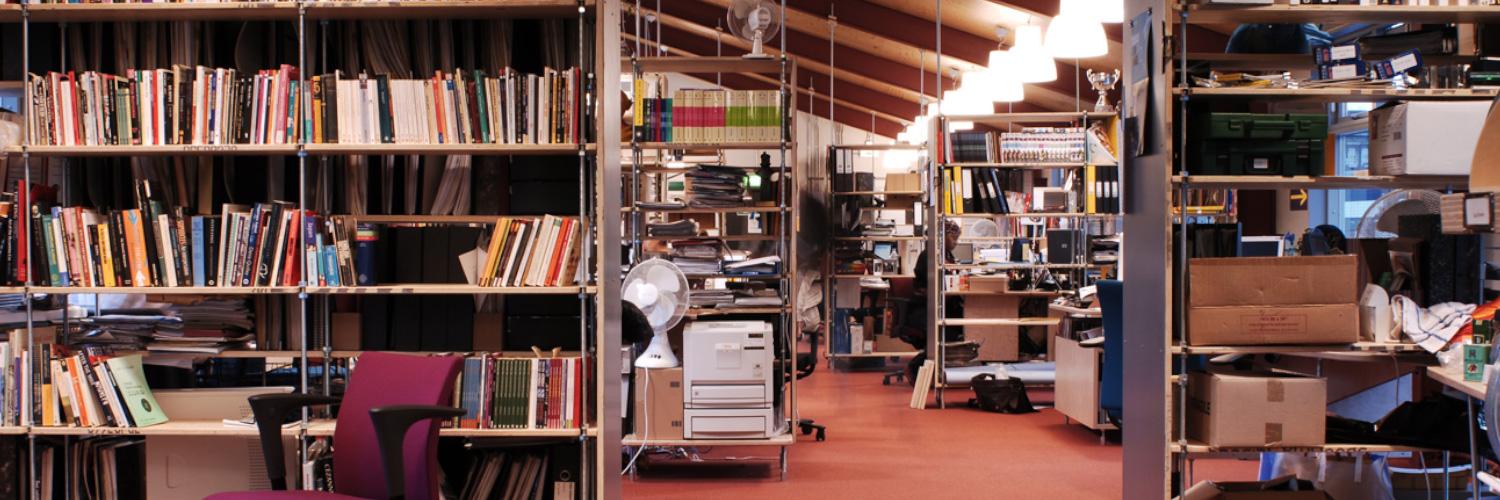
[1120,1,1489,497]
[620,49,799,478]
[6,0,621,497]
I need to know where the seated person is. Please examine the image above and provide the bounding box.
[900,220,965,380]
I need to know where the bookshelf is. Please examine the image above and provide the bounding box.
[923,110,1120,408]
[620,55,799,472]
[5,1,623,498]
[1124,1,1490,497]
[823,142,931,365]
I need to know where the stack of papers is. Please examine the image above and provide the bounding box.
[150,298,255,353]
[691,289,734,308]
[671,238,725,275]
[685,166,748,208]
[724,256,780,276]
[647,219,699,238]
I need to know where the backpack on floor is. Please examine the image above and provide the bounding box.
[967,373,1036,414]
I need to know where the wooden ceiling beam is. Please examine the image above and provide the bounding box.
[632,4,931,108]
[675,0,1083,112]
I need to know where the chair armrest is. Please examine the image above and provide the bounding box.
[369,405,466,500]
[248,393,340,490]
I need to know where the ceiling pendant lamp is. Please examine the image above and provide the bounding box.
[977,52,1027,103]
[1008,25,1057,84]
[1044,0,1108,59]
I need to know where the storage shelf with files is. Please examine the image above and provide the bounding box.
[640,234,778,242]
[1173,87,1500,103]
[832,274,915,279]
[943,289,1063,297]
[682,273,784,280]
[829,143,925,152]
[18,145,299,157]
[943,263,1100,271]
[1177,3,1500,24]
[630,56,784,75]
[1187,52,1476,71]
[622,433,796,447]
[945,212,1118,219]
[630,141,793,151]
[1171,441,1435,456]
[1169,342,1430,356]
[203,350,582,359]
[8,0,591,23]
[1173,175,1467,190]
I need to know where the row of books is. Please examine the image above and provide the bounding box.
[631,78,784,144]
[27,66,302,147]
[998,128,1088,164]
[29,201,307,288]
[458,448,579,500]
[477,215,584,288]
[941,167,1016,215]
[311,68,584,146]
[455,356,584,430]
[40,349,167,428]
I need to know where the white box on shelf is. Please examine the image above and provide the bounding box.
[1369,101,1490,176]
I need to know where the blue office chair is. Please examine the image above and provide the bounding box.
[1098,280,1124,426]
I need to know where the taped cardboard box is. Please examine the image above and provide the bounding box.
[1188,256,1359,345]
[1187,372,1327,448]
[966,275,1009,293]
[1178,476,1333,500]
[633,367,684,440]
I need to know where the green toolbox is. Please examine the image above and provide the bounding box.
[1189,113,1329,176]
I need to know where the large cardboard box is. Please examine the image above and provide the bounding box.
[965,295,1021,361]
[1369,101,1490,176]
[1188,256,1359,346]
[1186,372,1326,448]
[966,275,1009,293]
[632,367,684,440]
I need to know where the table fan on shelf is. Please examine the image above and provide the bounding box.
[726,0,781,59]
[1353,189,1443,240]
[965,219,1006,262]
[624,258,689,368]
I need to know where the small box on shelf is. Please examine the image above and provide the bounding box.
[1369,101,1490,176]
[633,367,684,441]
[1186,371,1327,448]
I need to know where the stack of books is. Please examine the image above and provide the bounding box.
[26,65,302,146]
[310,68,583,145]
[148,297,255,354]
[458,448,578,500]
[454,356,585,430]
[477,215,583,288]
[631,80,783,144]
[669,238,724,275]
[41,350,168,428]
[949,131,996,163]
[999,127,1087,164]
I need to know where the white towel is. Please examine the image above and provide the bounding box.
[1395,296,1476,353]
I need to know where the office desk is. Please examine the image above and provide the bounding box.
[1427,366,1487,499]
[948,288,1063,362]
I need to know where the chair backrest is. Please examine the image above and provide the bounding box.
[334,352,461,500]
[1098,280,1124,421]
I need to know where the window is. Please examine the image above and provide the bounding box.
[1317,103,1386,234]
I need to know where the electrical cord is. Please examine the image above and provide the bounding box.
[621,368,649,475]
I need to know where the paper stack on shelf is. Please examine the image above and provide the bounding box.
[724,255,780,276]
[646,219,698,238]
[685,166,748,208]
[148,298,254,354]
[691,288,734,308]
[733,289,781,306]
[670,238,723,275]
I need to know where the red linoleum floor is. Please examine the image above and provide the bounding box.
[622,366,1256,499]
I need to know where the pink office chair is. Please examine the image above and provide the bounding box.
[206,352,463,500]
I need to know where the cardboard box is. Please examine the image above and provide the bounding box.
[1187,372,1326,448]
[1369,101,1490,176]
[885,172,921,192]
[965,295,1021,361]
[1179,476,1333,500]
[966,275,1009,293]
[873,333,907,353]
[1188,256,1359,345]
[633,368,684,440]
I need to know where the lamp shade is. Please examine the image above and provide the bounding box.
[1008,26,1057,83]
[1045,0,1108,59]
[1089,0,1124,23]
[975,54,1026,103]
[941,87,991,116]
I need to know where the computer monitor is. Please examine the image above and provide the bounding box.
[1240,236,1285,257]
[873,242,898,261]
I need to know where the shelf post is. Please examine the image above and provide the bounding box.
[596,0,623,496]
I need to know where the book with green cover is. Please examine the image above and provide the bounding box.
[104,354,169,427]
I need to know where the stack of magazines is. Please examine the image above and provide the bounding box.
[149,297,254,354]
[685,166,747,208]
[670,238,724,275]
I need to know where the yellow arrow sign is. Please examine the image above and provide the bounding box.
[1289,189,1309,211]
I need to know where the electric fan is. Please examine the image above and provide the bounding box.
[623,258,690,368]
[965,219,1004,251]
[726,0,782,59]
[1353,189,1444,239]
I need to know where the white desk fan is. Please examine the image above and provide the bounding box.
[624,258,689,368]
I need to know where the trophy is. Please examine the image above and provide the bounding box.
[1087,69,1121,113]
